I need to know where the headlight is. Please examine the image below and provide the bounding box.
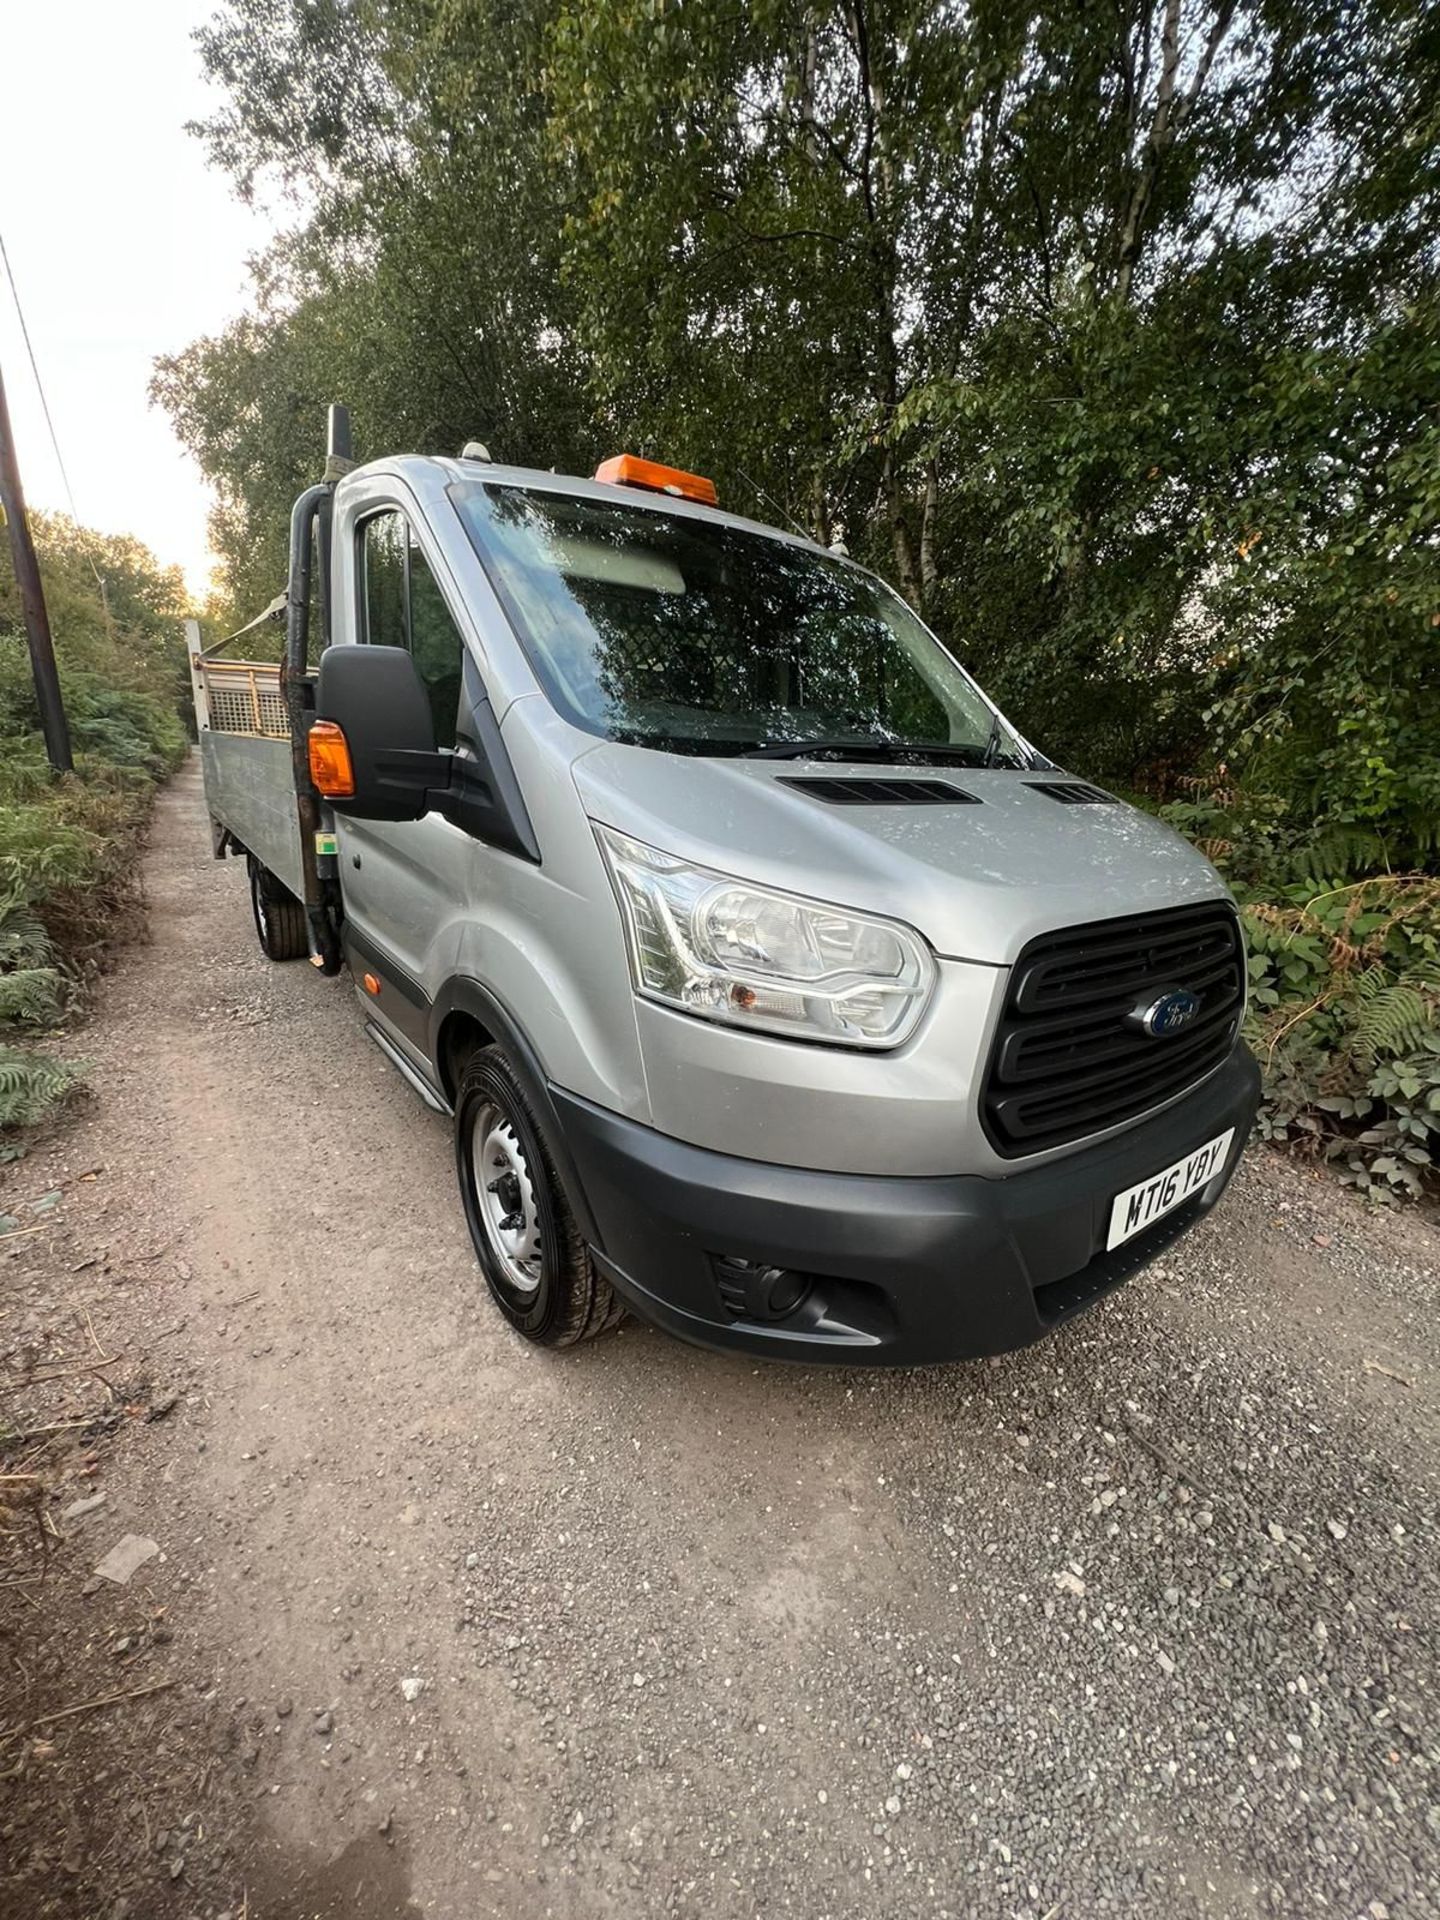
[594,825,935,1048]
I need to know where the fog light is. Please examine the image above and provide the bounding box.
[763,1267,810,1318]
[713,1255,814,1323]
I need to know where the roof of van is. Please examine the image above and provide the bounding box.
[337,451,835,559]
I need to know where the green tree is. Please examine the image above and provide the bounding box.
[164,0,1439,854]
[155,0,593,624]
[0,511,190,723]
[547,0,1440,848]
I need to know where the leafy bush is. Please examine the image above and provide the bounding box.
[1161,776,1439,1200]
[0,893,75,1128]
[0,653,187,788]
[1241,880,1439,1201]
[0,804,96,896]
[0,516,191,1139]
[0,893,62,1027]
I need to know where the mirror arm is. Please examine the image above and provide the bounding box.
[436,758,539,861]
[366,747,452,812]
[372,747,452,787]
[366,748,540,863]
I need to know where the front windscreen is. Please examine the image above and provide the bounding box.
[451,481,1027,764]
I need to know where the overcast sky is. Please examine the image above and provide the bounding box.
[1,0,278,597]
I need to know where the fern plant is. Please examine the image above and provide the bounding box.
[0,968,62,1025]
[0,889,62,1028]
[0,888,75,1127]
[0,888,49,967]
[1347,971,1432,1065]
[1241,877,1440,1199]
[0,1045,79,1129]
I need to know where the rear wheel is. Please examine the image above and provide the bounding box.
[455,1045,622,1347]
[248,857,309,963]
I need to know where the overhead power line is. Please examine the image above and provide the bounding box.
[0,225,113,620]
[0,228,84,525]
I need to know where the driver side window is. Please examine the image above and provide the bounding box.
[359,510,466,750]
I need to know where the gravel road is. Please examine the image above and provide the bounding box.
[4,760,1438,1919]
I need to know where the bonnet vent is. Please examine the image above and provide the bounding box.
[778,777,981,807]
[1026,781,1114,805]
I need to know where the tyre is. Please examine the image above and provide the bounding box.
[248,856,310,962]
[455,1044,623,1347]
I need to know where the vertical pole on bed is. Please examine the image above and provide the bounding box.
[186,618,209,734]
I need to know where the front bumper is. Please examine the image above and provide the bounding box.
[553,1043,1261,1366]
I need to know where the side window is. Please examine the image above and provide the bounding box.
[361,512,407,650]
[408,539,466,754]
[359,510,467,749]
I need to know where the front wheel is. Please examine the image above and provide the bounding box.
[455,1046,622,1347]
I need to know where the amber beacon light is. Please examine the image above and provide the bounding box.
[307,719,356,799]
[594,454,718,507]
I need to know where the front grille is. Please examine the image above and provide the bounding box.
[982,901,1245,1156]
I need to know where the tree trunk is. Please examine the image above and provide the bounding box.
[810,470,832,548]
[919,457,939,611]
[883,447,921,606]
[1114,0,1236,302]
[850,5,918,602]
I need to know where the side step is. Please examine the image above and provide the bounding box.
[365,1021,451,1115]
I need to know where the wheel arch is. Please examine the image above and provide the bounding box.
[430,977,601,1247]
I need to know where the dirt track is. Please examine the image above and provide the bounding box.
[2,759,1438,1919]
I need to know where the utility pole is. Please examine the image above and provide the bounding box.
[0,356,72,772]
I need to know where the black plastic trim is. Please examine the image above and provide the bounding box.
[343,925,427,1009]
[341,925,429,1049]
[455,654,541,863]
[550,1043,1261,1367]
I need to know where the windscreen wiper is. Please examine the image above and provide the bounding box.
[982,712,1034,770]
[738,738,988,765]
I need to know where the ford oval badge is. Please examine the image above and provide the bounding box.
[1139,988,1201,1037]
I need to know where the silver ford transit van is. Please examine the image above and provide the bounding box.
[195,421,1260,1366]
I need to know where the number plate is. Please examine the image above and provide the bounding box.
[1106,1128,1235,1251]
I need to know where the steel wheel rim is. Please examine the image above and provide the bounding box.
[471,1100,542,1298]
[252,870,270,941]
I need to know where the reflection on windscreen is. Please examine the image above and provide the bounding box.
[453,482,1019,761]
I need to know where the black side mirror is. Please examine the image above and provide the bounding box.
[312,645,540,863]
[314,645,444,822]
